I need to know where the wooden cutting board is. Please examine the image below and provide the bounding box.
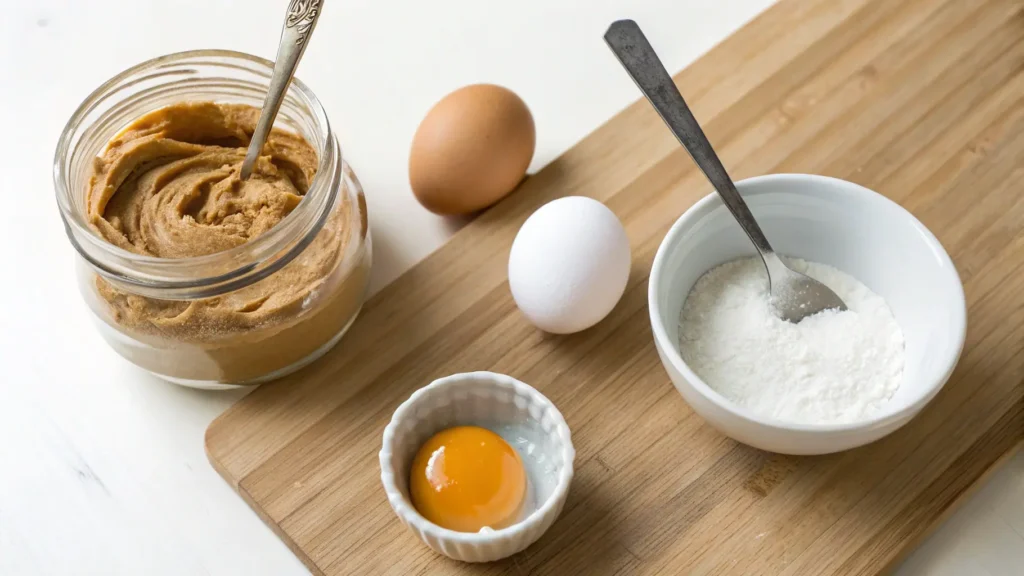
[206,0,1024,573]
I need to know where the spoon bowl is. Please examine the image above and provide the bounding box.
[764,253,850,322]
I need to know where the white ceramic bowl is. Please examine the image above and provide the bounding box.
[379,372,575,562]
[649,174,966,455]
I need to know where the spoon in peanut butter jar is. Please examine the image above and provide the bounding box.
[240,0,324,181]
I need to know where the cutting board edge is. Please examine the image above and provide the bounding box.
[880,440,1023,573]
[204,438,326,576]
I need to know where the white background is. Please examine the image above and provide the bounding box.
[1,1,1021,574]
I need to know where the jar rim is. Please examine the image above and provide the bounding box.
[53,49,338,298]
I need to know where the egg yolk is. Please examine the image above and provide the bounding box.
[409,426,526,533]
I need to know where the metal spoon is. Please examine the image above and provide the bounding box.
[604,19,846,322]
[239,0,324,180]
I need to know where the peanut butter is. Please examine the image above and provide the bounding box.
[87,102,367,384]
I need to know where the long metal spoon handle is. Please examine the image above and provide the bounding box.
[240,0,324,180]
[604,19,776,260]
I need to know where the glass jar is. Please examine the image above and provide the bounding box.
[54,50,371,389]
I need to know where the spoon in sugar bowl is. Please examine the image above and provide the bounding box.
[240,0,323,180]
[604,19,847,323]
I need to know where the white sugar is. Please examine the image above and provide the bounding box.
[678,257,905,425]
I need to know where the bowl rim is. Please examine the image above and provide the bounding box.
[648,173,968,433]
[378,371,576,544]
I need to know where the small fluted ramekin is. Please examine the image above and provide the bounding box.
[379,371,575,563]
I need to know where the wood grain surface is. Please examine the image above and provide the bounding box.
[205,0,1024,573]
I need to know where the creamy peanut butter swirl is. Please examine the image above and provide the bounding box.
[88,102,349,341]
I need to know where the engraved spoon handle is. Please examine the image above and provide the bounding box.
[240,0,324,180]
[603,19,778,263]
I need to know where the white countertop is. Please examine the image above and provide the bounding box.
[1,1,1020,574]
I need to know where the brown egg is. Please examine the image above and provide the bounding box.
[409,84,536,215]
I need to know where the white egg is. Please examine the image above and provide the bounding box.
[508,196,631,334]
